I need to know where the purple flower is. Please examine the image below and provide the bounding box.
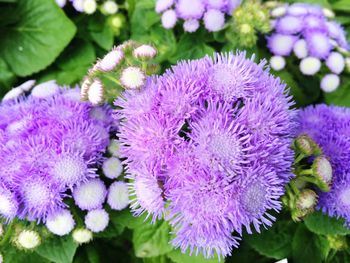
[268,3,349,91]
[156,0,241,32]
[0,82,115,222]
[298,104,350,225]
[116,52,297,258]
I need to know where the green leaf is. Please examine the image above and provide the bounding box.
[35,236,78,263]
[324,79,350,107]
[0,57,16,94]
[88,15,114,50]
[304,211,350,236]
[332,0,350,12]
[110,210,149,230]
[132,220,172,258]
[130,0,176,63]
[169,34,215,64]
[245,220,295,260]
[292,224,330,263]
[3,246,47,263]
[39,39,96,85]
[143,256,169,263]
[167,249,220,263]
[0,0,76,77]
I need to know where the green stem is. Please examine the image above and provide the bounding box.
[0,220,16,247]
[298,169,313,176]
[104,74,121,86]
[294,153,305,164]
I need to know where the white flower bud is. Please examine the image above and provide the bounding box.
[102,157,123,179]
[322,8,335,18]
[293,39,308,59]
[99,49,124,72]
[299,57,321,76]
[270,56,286,71]
[107,181,129,210]
[83,0,97,14]
[326,52,345,74]
[31,80,60,98]
[271,6,287,17]
[102,1,118,15]
[72,228,93,244]
[85,209,109,233]
[320,74,340,93]
[133,45,157,60]
[108,139,121,157]
[120,67,146,90]
[88,79,104,105]
[16,230,41,250]
[16,79,36,92]
[2,87,23,102]
[46,210,75,236]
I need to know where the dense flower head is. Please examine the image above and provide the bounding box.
[268,3,350,92]
[116,52,297,258]
[156,0,241,32]
[0,81,115,223]
[298,104,350,225]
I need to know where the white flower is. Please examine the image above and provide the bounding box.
[299,57,321,75]
[81,77,91,100]
[161,9,177,29]
[103,157,123,179]
[275,259,288,263]
[133,45,157,60]
[85,209,109,233]
[15,79,36,92]
[326,52,345,74]
[107,181,129,211]
[72,228,93,244]
[270,6,287,17]
[88,79,104,105]
[31,80,60,98]
[183,19,200,33]
[293,39,308,59]
[99,49,124,72]
[83,0,97,14]
[2,87,23,102]
[322,8,335,18]
[108,139,121,157]
[0,253,3,263]
[0,224,3,237]
[320,74,340,93]
[46,210,75,236]
[102,1,118,15]
[155,0,174,13]
[16,230,41,250]
[55,0,66,7]
[120,67,146,90]
[270,56,286,71]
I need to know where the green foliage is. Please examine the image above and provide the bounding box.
[0,0,76,77]
[304,211,350,236]
[35,236,78,263]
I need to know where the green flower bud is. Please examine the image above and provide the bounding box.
[327,235,348,251]
[293,189,317,221]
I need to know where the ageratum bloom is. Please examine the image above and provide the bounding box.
[268,3,350,92]
[156,0,241,32]
[298,104,350,226]
[0,82,115,222]
[116,52,297,258]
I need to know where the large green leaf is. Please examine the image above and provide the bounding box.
[132,220,172,258]
[167,249,220,263]
[35,236,78,263]
[245,220,295,260]
[332,0,350,12]
[304,211,350,236]
[292,225,330,263]
[0,0,76,77]
[3,246,48,263]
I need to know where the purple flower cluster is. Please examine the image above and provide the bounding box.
[156,0,241,32]
[116,52,297,258]
[298,104,350,225]
[0,82,115,223]
[268,3,349,92]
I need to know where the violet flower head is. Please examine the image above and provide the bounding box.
[0,81,115,222]
[116,51,297,258]
[156,0,241,32]
[298,104,350,225]
[268,3,350,91]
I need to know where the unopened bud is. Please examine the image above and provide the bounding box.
[120,67,146,90]
[72,228,93,244]
[295,134,321,156]
[88,79,104,106]
[15,230,41,250]
[133,45,157,60]
[312,156,332,191]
